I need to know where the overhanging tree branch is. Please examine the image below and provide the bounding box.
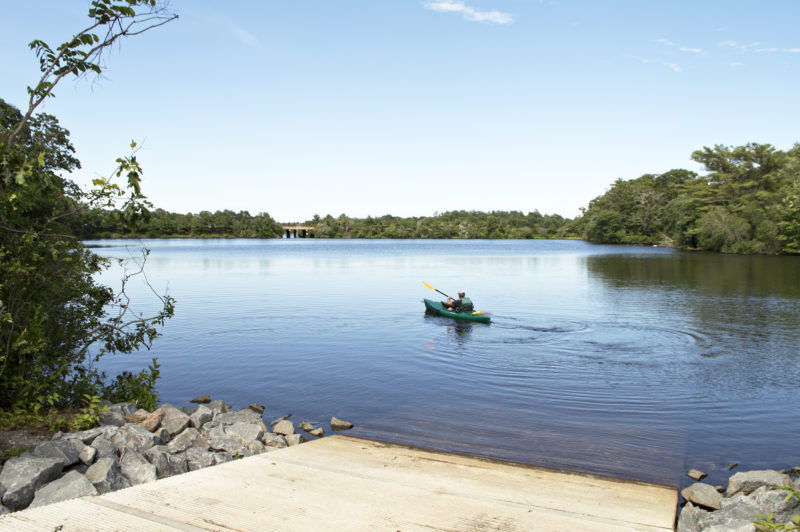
[2,1,178,153]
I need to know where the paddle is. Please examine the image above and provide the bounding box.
[422,281,450,299]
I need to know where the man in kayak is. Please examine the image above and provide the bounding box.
[442,291,474,313]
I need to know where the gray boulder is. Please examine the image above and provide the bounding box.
[285,434,307,447]
[184,447,216,471]
[226,422,264,446]
[201,423,227,442]
[0,455,63,511]
[117,402,141,417]
[212,409,266,429]
[98,409,126,427]
[299,421,324,437]
[85,457,131,494]
[143,446,188,479]
[159,404,191,437]
[29,470,97,508]
[91,433,121,459]
[748,485,800,523]
[110,423,158,454]
[184,448,234,471]
[56,425,114,445]
[32,439,81,468]
[154,427,171,445]
[681,482,723,510]
[74,441,97,466]
[189,404,213,430]
[697,496,763,531]
[272,420,295,436]
[167,428,209,454]
[728,469,790,497]
[119,447,157,485]
[676,502,707,532]
[261,433,288,449]
[183,448,232,471]
[207,437,246,456]
[246,440,266,453]
[331,417,354,431]
[686,469,707,481]
[207,400,231,415]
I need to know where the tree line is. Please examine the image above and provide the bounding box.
[70,140,800,255]
[70,208,284,239]
[578,143,800,254]
[69,208,579,240]
[306,210,578,239]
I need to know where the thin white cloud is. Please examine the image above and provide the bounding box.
[663,62,681,73]
[657,38,704,54]
[720,40,743,50]
[424,1,513,25]
[229,23,258,46]
[719,40,798,53]
[754,46,800,53]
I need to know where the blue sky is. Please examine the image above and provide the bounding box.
[1,1,799,222]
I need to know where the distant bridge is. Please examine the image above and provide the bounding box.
[280,224,315,238]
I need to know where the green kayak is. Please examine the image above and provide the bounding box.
[423,298,491,323]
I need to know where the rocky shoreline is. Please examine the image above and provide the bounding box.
[2,399,798,530]
[678,467,800,531]
[0,398,353,514]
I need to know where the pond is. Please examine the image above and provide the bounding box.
[86,238,800,488]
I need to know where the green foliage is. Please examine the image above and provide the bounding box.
[306,210,579,240]
[0,392,69,432]
[72,208,578,241]
[73,208,284,239]
[695,207,753,253]
[1,1,176,410]
[754,513,800,531]
[101,358,161,411]
[1,447,26,464]
[69,394,108,432]
[581,143,800,254]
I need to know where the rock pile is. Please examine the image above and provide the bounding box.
[0,400,353,513]
[678,467,800,531]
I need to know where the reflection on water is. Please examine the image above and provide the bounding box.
[87,239,800,488]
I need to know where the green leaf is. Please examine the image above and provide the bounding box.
[14,167,28,185]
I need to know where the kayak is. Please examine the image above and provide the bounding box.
[423,298,491,323]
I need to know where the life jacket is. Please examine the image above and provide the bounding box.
[457,297,474,313]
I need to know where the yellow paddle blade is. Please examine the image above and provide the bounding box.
[422,281,435,290]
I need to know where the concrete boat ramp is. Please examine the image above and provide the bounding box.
[0,435,677,531]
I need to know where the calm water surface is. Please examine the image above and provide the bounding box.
[86,239,800,488]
